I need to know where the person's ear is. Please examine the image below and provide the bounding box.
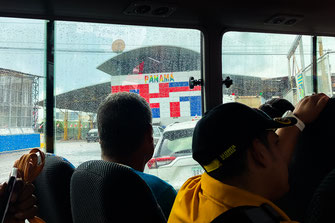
[145,124,154,143]
[249,138,270,168]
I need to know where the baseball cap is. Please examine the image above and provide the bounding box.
[192,102,297,173]
[259,98,295,119]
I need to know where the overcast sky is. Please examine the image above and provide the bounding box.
[0,17,334,101]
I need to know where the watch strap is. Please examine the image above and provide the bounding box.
[283,111,305,131]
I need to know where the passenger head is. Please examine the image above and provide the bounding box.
[259,98,295,119]
[97,92,153,161]
[192,102,297,200]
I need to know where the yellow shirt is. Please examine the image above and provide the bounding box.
[168,173,298,223]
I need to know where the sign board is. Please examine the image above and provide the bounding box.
[110,71,202,125]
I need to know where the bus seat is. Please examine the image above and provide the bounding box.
[33,153,75,223]
[304,168,335,223]
[275,98,335,221]
[70,160,167,223]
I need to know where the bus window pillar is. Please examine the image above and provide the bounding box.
[201,25,224,112]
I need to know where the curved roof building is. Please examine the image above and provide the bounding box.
[53,45,201,113]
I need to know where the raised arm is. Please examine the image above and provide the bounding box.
[276,93,329,165]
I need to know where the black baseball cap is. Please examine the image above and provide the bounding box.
[259,98,295,119]
[192,102,297,173]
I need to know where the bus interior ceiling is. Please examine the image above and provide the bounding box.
[1,1,335,35]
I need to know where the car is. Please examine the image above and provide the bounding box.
[144,121,204,191]
[86,129,99,142]
[153,125,164,146]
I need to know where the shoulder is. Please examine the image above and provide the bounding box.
[134,170,176,194]
[135,170,171,186]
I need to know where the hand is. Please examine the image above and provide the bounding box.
[293,93,329,124]
[0,179,38,222]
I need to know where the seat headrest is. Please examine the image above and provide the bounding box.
[304,168,335,223]
[33,154,75,223]
[70,160,166,223]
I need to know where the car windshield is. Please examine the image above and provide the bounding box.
[158,128,194,157]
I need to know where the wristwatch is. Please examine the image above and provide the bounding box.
[282,110,305,132]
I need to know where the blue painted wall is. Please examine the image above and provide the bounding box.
[0,134,40,152]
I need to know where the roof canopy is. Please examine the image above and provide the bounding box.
[41,82,111,113]
[0,68,42,79]
[97,45,200,76]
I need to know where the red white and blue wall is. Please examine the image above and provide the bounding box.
[111,71,202,122]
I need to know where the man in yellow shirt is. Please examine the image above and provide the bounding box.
[168,93,329,223]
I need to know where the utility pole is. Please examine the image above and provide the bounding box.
[63,110,68,140]
[318,37,330,95]
[77,112,82,140]
[287,35,305,103]
[287,35,303,92]
[89,114,94,129]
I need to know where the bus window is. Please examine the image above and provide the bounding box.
[53,21,202,190]
[0,17,46,182]
[222,32,314,108]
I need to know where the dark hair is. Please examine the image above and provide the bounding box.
[209,130,270,181]
[97,92,152,158]
[259,98,295,119]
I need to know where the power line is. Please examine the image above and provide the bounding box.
[0,40,312,48]
[0,41,200,48]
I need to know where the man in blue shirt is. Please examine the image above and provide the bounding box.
[97,92,177,219]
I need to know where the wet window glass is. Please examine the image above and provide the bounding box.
[54,21,202,190]
[222,32,313,108]
[0,17,46,182]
